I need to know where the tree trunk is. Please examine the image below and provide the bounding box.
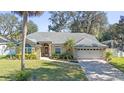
[21,12,28,70]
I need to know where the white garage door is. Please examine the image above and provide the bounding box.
[75,48,103,59]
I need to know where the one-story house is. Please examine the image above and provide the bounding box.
[0,36,16,55]
[26,32,107,59]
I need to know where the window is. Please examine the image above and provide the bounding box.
[77,49,80,50]
[28,47,32,53]
[55,47,61,54]
[25,44,32,54]
[25,47,32,54]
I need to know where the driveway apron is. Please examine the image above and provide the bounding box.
[79,60,124,81]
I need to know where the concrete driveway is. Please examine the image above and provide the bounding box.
[79,60,124,81]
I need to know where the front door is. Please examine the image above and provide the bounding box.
[41,43,49,57]
[44,46,49,57]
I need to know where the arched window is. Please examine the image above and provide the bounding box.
[44,43,49,46]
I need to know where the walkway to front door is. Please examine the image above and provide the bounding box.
[79,60,124,81]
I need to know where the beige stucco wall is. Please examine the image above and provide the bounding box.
[35,45,41,60]
[34,43,64,58]
[26,42,74,58]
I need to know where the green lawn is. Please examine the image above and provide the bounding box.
[0,60,87,81]
[0,55,8,60]
[109,57,124,72]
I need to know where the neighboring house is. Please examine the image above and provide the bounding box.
[102,40,124,57]
[102,40,116,48]
[26,32,107,59]
[0,36,16,55]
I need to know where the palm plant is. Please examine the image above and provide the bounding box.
[64,38,75,53]
[13,11,43,70]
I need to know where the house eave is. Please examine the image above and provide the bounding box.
[74,45,108,48]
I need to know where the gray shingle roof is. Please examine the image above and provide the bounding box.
[75,37,107,47]
[27,32,106,47]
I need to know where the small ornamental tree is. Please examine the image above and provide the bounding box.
[63,39,75,60]
[64,38,75,53]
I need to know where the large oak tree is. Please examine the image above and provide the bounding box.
[48,11,108,37]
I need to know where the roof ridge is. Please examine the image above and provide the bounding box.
[76,37,85,44]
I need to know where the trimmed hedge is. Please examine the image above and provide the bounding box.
[51,52,73,60]
[51,53,60,59]
[60,52,73,60]
[105,51,112,61]
[15,53,37,60]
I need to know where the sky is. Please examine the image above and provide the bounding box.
[29,12,51,32]
[1,11,124,32]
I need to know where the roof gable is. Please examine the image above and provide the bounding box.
[75,37,107,47]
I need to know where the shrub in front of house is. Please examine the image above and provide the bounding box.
[29,53,37,59]
[15,70,31,81]
[51,52,73,60]
[16,54,21,59]
[15,53,37,60]
[25,54,30,59]
[60,52,73,60]
[105,51,112,62]
[51,53,60,59]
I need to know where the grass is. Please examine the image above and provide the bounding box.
[0,55,8,60]
[109,57,124,72]
[0,60,87,81]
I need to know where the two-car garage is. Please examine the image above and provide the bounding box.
[74,37,107,59]
[74,47,105,59]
